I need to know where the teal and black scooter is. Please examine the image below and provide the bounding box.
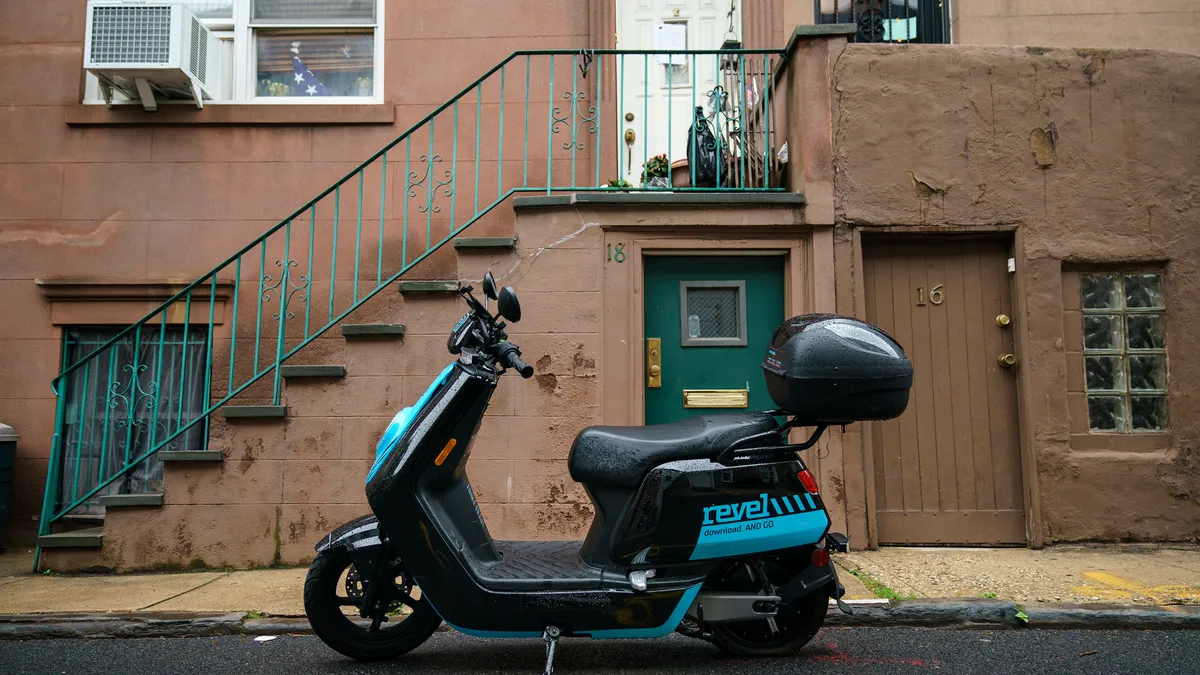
[304,271,913,673]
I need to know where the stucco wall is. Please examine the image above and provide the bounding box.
[0,0,591,546]
[952,0,1200,56]
[830,43,1200,543]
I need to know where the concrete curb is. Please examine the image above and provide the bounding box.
[825,599,1200,630]
[2,601,1198,640]
[0,612,248,640]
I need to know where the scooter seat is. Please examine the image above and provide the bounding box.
[568,412,780,489]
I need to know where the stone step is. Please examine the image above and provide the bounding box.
[98,493,164,507]
[159,450,224,462]
[38,526,103,549]
[341,323,406,338]
[222,405,287,420]
[280,364,346,379]
[396,280,459,294]
[454,236,517,250]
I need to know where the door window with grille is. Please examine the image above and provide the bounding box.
[58,327,209,513]
[1080,273,1168,432]
[679,280,748,347]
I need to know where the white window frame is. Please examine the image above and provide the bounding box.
[83,0,384,105]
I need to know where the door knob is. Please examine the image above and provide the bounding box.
[996,314,1011,327]
[997,353,1017,368]
[624,129,636,143]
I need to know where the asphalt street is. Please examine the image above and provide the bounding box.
[2,627,1198,674]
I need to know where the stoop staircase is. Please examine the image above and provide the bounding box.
[35,48,786,571]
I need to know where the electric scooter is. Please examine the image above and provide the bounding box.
[304,272,913,672]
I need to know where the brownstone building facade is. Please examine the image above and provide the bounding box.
[1,1,1198,570]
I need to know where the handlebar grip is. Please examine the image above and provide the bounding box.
[498,343,534,378]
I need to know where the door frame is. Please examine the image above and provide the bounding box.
[603,234,806,427]
[853,226,1043,549]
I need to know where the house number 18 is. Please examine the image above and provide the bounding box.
[916,284,945,306]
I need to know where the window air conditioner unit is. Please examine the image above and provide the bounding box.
[84,0,220,111]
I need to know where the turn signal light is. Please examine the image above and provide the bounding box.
[811,549,830,568]
[797,468,820,495]
[434,438,457,466]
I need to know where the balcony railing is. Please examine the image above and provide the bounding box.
[815,0,950,44]
[38,48,786,554]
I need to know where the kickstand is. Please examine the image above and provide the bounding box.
[543,625,561,675]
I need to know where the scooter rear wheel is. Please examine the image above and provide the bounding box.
[709,553,828,657]
[304,548,441,661]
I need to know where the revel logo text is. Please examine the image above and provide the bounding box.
[702,493,812,525]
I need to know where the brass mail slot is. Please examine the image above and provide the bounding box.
[682,389,749,409]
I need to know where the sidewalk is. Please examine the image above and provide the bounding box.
[837,545,1200,606]
[0,549,307,616]
[1,544,1198,637]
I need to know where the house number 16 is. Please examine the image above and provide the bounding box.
[916,284,944,306]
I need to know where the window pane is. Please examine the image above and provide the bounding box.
[253,0,376,23]
[183,1,234,19]
[1083,314,1122,350]
[1081,274,1120,309]
[1126,314,1165,350]
[1087,396,1125,431]
[256,31,374,97]
[1130,396,1167,431]
[1124,273,1164,309]
[687,287,740,339]
[1128,355,1167,391]
[1085,355,1124,391]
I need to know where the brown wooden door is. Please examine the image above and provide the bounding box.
[864,238,1026,545]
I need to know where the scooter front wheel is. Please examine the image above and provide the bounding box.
[303,547,441,661]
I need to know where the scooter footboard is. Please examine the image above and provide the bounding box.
[421,579,704,638]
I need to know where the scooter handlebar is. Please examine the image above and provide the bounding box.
[497,342,534,379]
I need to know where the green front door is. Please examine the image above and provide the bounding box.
[643,255,786,425]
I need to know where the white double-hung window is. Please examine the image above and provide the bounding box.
[84,0,384,104]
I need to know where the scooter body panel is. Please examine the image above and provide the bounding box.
[613,459,831,564]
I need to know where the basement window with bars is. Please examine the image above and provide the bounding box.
[56,327,209,513]
[1080,273,1168,432]
[84,0,383,104]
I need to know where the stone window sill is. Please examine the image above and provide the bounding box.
[65,104,395,126]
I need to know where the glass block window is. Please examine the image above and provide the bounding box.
[680,281,747,347]
[1081,272,1168,432]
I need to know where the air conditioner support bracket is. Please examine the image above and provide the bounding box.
[134,77,157,112]
[189,78,204,109]
[99,81,114,109]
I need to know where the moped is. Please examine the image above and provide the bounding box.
[304,272,913,672]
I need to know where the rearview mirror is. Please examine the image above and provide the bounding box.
[498,286,521,323]
[482,271,498,301]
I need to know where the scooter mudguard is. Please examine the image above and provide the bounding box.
[315,514,381,555]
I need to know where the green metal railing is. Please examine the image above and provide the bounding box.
[36,48,786,564]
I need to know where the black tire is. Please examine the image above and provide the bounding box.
[303,548,441,661]
[708,554,829,657]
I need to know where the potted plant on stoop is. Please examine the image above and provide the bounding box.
[641,154,670,189]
